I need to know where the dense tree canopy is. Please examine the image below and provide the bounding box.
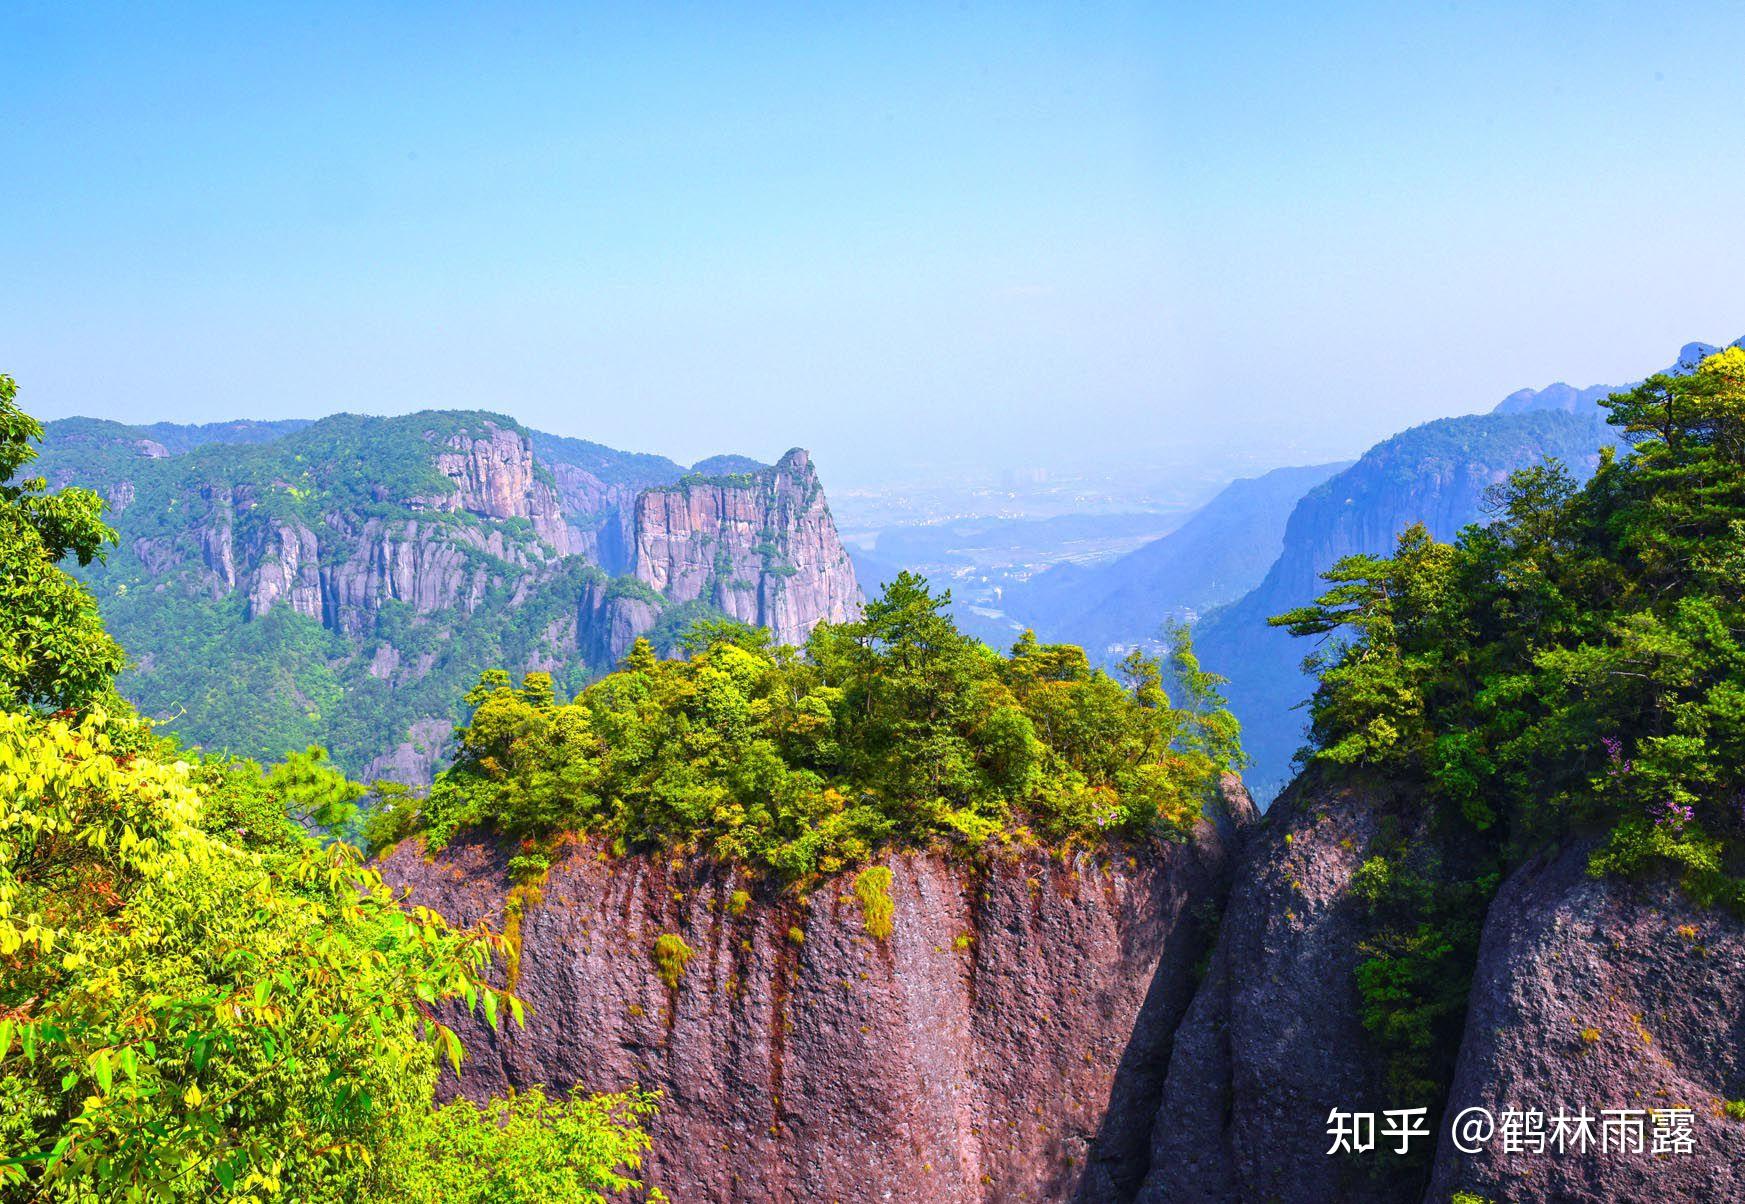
[1276,346,1745,889]
[375,572,1244,884]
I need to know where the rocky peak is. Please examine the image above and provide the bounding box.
[35,412,866,783]
[614,446,861,652]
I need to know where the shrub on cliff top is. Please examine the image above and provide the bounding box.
[399,573,1244,886]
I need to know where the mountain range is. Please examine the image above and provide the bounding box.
[43,337,1743,799]
[37,412,860,780]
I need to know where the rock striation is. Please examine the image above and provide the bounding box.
[422,424,572,554]
[379,779,1256,1203]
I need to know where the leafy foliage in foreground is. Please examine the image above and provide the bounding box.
[392,1087,661,1204]
[0,376,124,712]
[0,376,658,1201]
[1272,347,1745,1112]
[375,575,1244,884]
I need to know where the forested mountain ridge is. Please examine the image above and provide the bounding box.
[34,410,860,781]
[1197,408,1617,797]
[1195,337,1744,798]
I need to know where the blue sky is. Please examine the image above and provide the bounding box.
[3,2,1743,479]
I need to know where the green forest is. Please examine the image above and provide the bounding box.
[1273,346,1745,1111]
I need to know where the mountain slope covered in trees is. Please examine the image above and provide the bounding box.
[33,411,860,781]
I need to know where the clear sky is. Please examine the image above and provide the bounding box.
[3,2,1743,481]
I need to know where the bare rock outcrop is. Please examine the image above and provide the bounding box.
[620,449,861,653]
[360,716,456,785]
[547,461,642,573]
[1424,840,1745,1203]
[245,521,323,620]
[379,781,1255,1203]
[1141,775,1745,1204]
[422,423,572,555]
[1136,777,1409,1204]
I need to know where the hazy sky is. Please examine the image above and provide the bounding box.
[4,2,1743,481]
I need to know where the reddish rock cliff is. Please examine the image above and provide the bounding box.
[1137,776,1408,1204]
[1425,840,1745,1203]
[380,779,1255,1202]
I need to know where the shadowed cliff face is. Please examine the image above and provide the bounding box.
[379,779,1255,1203]
[1138,777,1408,1204]
[1140,776,1745,1204]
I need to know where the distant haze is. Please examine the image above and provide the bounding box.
[4,3,1744,482]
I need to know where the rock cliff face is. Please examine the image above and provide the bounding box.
[1425,840,1745,1203]
[1138,774,1745,1204]
[1137,777,1407,1204]
[379,779,1255,1203]
[620,449,862,653]
[126,418,570,635]
[423,424,572,554]
[546,462,642,571]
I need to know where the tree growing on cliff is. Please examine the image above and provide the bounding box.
[1273,346,1745,1119]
